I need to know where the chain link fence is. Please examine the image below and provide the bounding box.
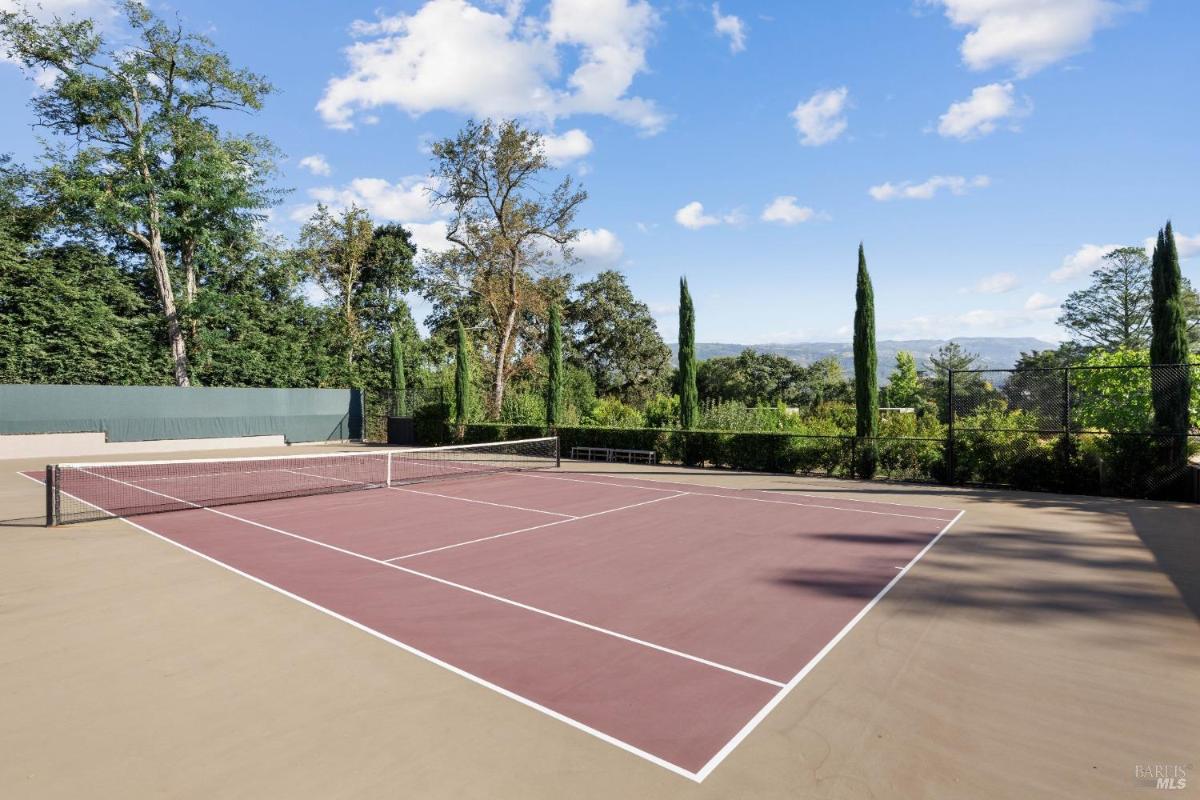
[362,387,447,444]
[397,363,1198,501]
[950,363,1197,498]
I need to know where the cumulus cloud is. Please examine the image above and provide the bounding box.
[674,201,742,229]
[937,82,1030,139]
[290,175,454,253]
[307,176,441,222]
[318,0,666,134]
[760,196,815,225]
[868,174,990,201]
[925,0,1136,77]
[1143,230,1200,260]
[541,128,593,166]
[711,3,746,53]
[571,228,624,269]
[970,272,1020,294]
[298,154,332,176]
[790,87,849,146]
[1049,242,1121,282]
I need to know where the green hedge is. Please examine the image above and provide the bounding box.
[447,423,1195,499]
[454,423,947,479]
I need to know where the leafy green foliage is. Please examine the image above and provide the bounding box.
[677,277,699,430]
[1058,247,1153,350]
[1149,222,1192,439]
[587,397,646,428]
[882,351,922,408]
[546,303,563,427]
[454,320,472,429]
[853,244,878,477]
[566,270,671,404]
[0,241,164,384]
[423,119,586,418]
[1,1,278,385]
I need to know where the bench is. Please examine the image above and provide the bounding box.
[570,446,656,465]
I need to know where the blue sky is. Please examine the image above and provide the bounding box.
[1,0,1197,344]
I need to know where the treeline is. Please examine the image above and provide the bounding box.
[0,4,673,420]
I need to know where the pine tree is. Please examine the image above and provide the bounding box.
[1149,221,1191,445]
[454,319,471,433]
[391,330,407,416]
[546,304,563,429]
[678,278,699,430]
[853,244,879,478]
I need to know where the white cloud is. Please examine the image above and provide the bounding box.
[881,303,1059,338]
[1050,242,1121,282]
[760,196,815,226]
[541,128,593,166]
[1178,233,1200,259]
[790,87,849,146]
[318,0,666,134]
[290,175,454,254]
[926,0,1136,77]
[970,271,1020,294]
[571,227,624,269]
[674,201,742,230]
[712,3,746,53]
[1025,292,1057,310]
[675,201,719,229]
[298,154,332,176]
[937,82,1030,139]
[1143,231,1200,260]
[307,176,441,222]
[406,221,454,254]
[868,174,990,201]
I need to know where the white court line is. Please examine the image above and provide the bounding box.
[388,486,575,519]
[689,509,966,782]
[522,472,955,522]
[70,469,781,690]
[384,492,688,561]
[550,466,961,513]
[15,471,703,782]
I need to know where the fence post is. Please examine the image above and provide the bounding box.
[947,370,956,485]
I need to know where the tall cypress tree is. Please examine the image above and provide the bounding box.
[678,277,699,430]
[853,243,879,478]
[1149,221,1191,446]
[454,319,471,433]
[391,329,407,416]
[546,303,563,429]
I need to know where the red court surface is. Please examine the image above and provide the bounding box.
[25,467,963,781]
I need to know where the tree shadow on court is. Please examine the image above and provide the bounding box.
[771,507,1200,656]
[579,466,1199,623]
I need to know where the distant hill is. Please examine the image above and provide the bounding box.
[670,337,1057,379]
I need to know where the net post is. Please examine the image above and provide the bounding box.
[386,451,393,486]
[44,464,57,527]
[555,436,561,469]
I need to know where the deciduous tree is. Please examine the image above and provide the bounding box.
[1,1,275,385]
[423,120,585,418]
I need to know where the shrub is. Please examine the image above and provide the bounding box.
[587,397,646,428]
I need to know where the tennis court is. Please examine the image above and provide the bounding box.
[26,438,963,781]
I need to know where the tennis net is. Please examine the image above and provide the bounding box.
[45,437,559,526]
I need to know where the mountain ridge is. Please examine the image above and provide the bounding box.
[669,337,1057,378]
